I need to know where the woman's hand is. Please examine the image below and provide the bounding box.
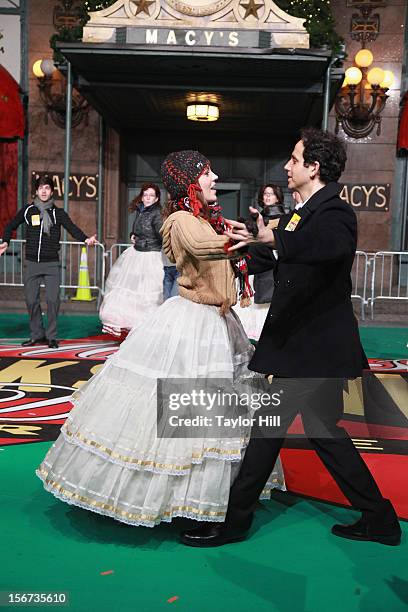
[224,208,278,252]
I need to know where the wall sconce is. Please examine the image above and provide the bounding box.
[186,103,219,122]
[335,48,394,138]
[32,59,89,129]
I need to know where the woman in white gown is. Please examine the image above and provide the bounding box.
[99,184,164,337]
[37,151,285,528]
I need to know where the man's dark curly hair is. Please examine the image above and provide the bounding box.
[300,128,347,184]
[35,174,55,192]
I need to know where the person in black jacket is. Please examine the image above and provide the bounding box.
[233,184,285,340]
[181,127,402,548]
[253,183,284,305]
[0,174,96,348]
[99,183,164,337]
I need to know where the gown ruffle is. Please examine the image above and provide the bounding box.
[37,297,285,527]
[99,247,164,337]
[233,276,269,341]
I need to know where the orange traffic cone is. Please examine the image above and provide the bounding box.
[72,246,94,301]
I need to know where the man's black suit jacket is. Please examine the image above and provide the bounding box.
[247,182,369,378]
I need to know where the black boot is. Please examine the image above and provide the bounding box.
[332,502,401,546]
[21,337,47,347]
[180,523,248,548]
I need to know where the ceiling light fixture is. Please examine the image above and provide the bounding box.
[186,103,219,122]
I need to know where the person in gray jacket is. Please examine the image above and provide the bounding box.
[99,183,164,337]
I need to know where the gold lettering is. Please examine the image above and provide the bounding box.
[166,30,177,44]
[229,31,239,46]
[0,424,42,436]
[73,363,104,389]
[72,175,86,199]
[60,177,74,197]
[375,185,387,208]
[339,185,349,203]
[204,31,214,45]
[343,379,364,416]
[53,175,63,198]
[0,359,78,393]
[85,176,97,199]
[361,185,375,207]
[350,186,362,207]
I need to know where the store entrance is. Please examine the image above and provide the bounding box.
[216,183,241,219]
[126,182,247,240]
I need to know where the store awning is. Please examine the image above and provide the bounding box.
[58,42,342,138]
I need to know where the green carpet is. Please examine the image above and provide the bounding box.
[359,326,408,359]
[1,316,407,610]
[0,313,101,341]
[1,442,407,612]
[0,314,406,358]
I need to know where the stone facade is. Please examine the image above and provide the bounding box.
[24,0,408,250]
[329,0,407,251]
[83,0,308,47]
[28,0,100,240]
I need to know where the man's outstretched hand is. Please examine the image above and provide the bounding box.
[85,234,98,246]
[0,242,8,257]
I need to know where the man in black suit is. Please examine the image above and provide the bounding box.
[181,128,401,547]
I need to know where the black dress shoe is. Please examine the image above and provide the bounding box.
[332,518,401,546]
[181,523,248,548]
[48,340,59,349]
[21,338,47,347]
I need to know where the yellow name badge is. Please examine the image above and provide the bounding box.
[31,215,40,227]
[285,213,301,232]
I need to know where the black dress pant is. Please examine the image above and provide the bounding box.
[24,261,60,341]
[226,378,395,530]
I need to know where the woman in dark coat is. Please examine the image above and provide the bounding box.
[99,183,164,336]
[253,184,285,303]
[234,184,284,339]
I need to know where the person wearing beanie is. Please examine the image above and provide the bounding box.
[36,150,285,528]
[99,183,164,337]
[0,174,97,348]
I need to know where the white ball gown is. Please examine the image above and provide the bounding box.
[99,246,164,337]
[37,296,285,527]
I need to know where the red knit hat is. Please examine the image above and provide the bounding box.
[161,150,210,216]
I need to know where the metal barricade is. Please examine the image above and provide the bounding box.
[368,251,408,319]
[0,239,106,304]
[351,250,369,320]
[0,239,25,287]
[103,245,372,319]
[59,241,106,303]
[107,243,132,271]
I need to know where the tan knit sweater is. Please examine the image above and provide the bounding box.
[161,211,237,311]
